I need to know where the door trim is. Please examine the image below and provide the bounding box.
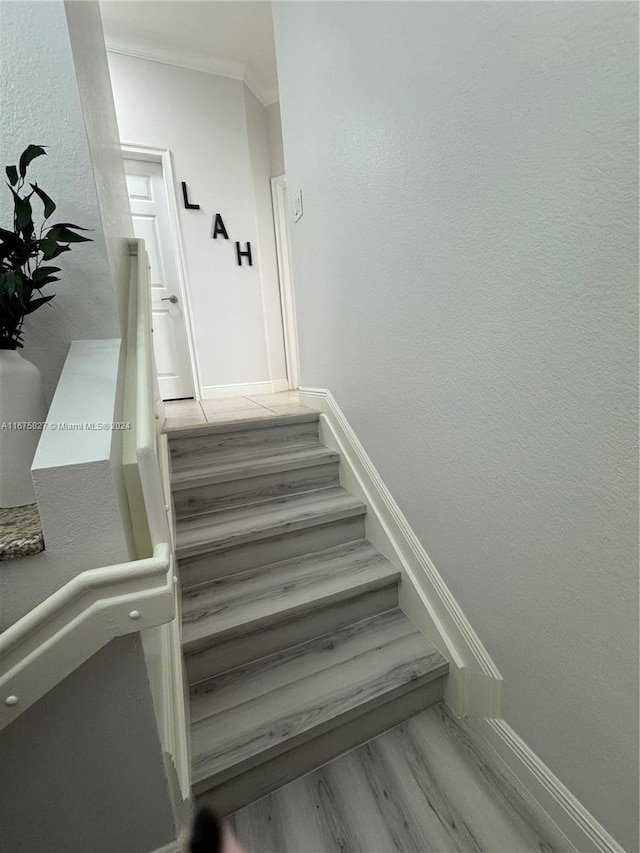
[271,175,301,390]
[122,143,201,400]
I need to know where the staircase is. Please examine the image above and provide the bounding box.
[169,410,449,814]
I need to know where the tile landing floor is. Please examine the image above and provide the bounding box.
[162,391,315,432]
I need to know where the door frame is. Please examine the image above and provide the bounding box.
[122,143,201,400]
[270,175,301,390]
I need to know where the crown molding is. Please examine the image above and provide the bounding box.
[105,37,278,107]
[105,38,244,81]
[257,81,280,108]
[243,62,279,108]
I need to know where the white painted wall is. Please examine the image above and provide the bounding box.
[0,0,131,400]
[273,3,638,849]
[0,634,176,853]
[245,87,286,381]
[64,0,134,338]
[266,101,285,177]
[107,51,287,395]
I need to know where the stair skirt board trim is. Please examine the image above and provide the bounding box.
[298,386,502,719]
[155,431,192,803]
[200,379,290,400]
[146,590,193,803]
[460,716,625,853]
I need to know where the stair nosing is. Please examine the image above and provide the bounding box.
[175,481,342,524]
[188,607,414,712]
[176,488,366,560]
[182,536,379,594]
[182,561,400,654]
[190,631,448,788]
[171,443,338,489]
[190,624,444,733]
[167,411,319,440]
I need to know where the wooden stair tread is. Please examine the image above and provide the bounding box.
[190,610,448,787]
[189,608,417,720]
[167,411,319,441]
[182,540,399,652]
[172,443,339,488]
[176,487,366,559]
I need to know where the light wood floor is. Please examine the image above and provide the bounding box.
[228,705,567,853]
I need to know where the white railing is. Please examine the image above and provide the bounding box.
[123,239,170,552]
[123,238,190,798]
[0,241,189,801]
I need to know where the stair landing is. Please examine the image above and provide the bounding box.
[228,704,568,853]
[163,390,314,433]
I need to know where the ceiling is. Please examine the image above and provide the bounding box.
[99,0,278,105]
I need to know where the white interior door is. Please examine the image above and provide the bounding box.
[124,158,194,400]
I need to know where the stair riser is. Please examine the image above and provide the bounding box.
[185,585,398,685]
[179,517,366,589]
[195,680,446,813]
[170,420,319,468]
[174,462,340,520]
[189,608,413,723]
[177,503,364,561]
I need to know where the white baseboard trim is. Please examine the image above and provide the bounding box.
[200,379,289,399]
[300,386,502,718]
[461,716,625,853]
[300,386,623,853]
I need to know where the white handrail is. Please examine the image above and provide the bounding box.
[132,238,170,551]
[127,239,190,798]
[0,240,176,732]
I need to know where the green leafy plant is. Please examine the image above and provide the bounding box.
[0,145,92,349]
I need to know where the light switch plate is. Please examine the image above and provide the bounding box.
[293,189,303,222]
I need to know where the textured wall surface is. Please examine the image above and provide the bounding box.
[273,2,639,848]
[107,52,286,393]
[64,0,134,337]
[0,340,133,630]
[0,0,121,399]
[0,635,176,853]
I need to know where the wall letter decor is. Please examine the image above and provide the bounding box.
[235,242,253,266]
[181,181,253,270]
[212,214,229,240]
[181,182,200,210]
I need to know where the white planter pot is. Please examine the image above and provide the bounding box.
[0,350,47,508]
